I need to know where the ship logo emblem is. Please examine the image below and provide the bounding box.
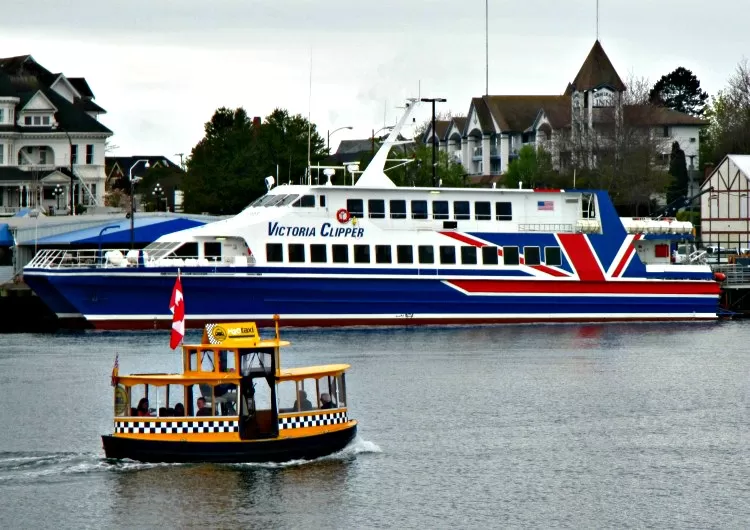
[212,326,227,342]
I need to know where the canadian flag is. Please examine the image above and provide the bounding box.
[169,273,185,349]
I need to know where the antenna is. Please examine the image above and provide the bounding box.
[596,0,599,41]
[485,0,489,96]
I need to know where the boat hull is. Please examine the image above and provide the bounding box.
[101,423,358,463]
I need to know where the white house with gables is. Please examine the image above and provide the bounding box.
[425,41,706,179]
[0,55,112,215]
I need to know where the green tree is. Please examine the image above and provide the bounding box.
[504,145,556,189]
[666,141,689,205]
[702,59,750,165]
[387,143,466,187]
[649,67,709,116]
[138,164,185,212]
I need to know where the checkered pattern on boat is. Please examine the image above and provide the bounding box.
[205,323,221,344]
[278,411,348,430]
[114,419,239,434]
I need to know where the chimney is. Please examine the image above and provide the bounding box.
[252,116,261,138]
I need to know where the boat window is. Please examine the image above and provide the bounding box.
[432,200,449,220]
[503,246,520,265]
[316,375,338,409]
[263,194,291,207]
[127,384,153,417]
[390,200,407,219]
[276,380,297,413]
[288,244,305,263]
[411,200,428,220]
[248,194,267,207]
[482,246,499,265]
[204,242,222,260]
[368,199,385,219]
[524,247,541,265]
[347,199,364,218]
[254,194,279,207]
[334,374,347,407]
[319,195,326,208]
[278,194,300,206]
[142,241,182,261]
[454,201,470,220]
[353,244,370,264]
[375,245,392,264]
[332,244,349,263]
[439,246,456,264]
[217,350,236,373]
[293,194,316,208]
[188,383,216,416]
[310,244,327,263]
[199,350,217,372]
[461,246,477,264]
[582,193,596,219]
[418,245,434,264]
[187,348,199,371]
[545,247,562,266]
[266,243,283,262]
[496,202,512,221]
[151,384,189,417]
[397,245,413,264]
[174,242,199,258]
[475,202,491,220]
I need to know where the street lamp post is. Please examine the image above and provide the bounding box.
[53,184,64,212]
[371,126,394,155]
[420,97,447,187]
[152,183,164,212]
[327,126,353,155]
[129,159,150,249]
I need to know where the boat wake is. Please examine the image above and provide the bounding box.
[0,437,380,479]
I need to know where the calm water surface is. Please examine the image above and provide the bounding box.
[0,322,748,528]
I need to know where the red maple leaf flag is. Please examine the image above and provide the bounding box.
[169,273,185,349]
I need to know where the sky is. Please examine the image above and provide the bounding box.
[1,0,748,164]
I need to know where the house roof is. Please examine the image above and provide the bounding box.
[484,95,568,132]
[106,156,183,179]
[422,120,451,143]
[570,40,626,92]
[67,77,94,99]
[467,97,495,134]
[622,105,708,126]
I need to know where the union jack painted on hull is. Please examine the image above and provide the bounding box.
[23,100,720,329]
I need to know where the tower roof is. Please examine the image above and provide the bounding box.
[570,40,626,92]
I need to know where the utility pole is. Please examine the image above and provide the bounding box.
[420,97,447,187]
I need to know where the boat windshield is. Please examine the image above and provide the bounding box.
[247,193,300,208]
[142,242,183,261]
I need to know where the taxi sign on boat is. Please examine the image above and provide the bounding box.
[102,315,357,463]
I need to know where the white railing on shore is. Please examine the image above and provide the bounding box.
[25,249,257,269]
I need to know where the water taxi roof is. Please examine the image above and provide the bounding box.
[191,322,290,349]
[278,364,350,379]
[118,364,350,385]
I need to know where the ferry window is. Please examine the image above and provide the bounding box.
[204,242,221,260]
[332,244,349,263]
[440,246,456,264]
[461,246,478,265]
[217,350,236,373]
[432,200,449,220]
[278,194,300,206]
[411,200,428,220]
[266,243,283,262]
[200,350,216,372]
[276,380,297,413]
[187,348,199,371]
[418,245,434,264]
[316,375,338,409]
[128,384,151,416]
[496,202,512,221]
[353,245,370,263]
[545,247,562,266]
[347,199,364,218]
[482,246,499,265]
[152,384,190,417]
[310,244,327,263]
[375,245,392,264]
[292,195,315,207]
[264,194,290,207]
[334,374,347,407]
[369,199,385,219]
[174,242,199,258]
[503,246,520,265]
[390,199,407,219]
[524,247,541,265]
[288,244,305,263]
[319,195,326,207]
[189,383,215,416]
[454,201,470,220]
[475,202,491,220]
[397,245,413,264]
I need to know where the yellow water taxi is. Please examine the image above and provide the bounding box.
[102,316,357,463]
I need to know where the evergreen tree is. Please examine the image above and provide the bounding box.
[649,67,709,116]
[666,141,689,206]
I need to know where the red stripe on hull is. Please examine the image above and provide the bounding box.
[530,265,569,277]
[557,234,605,281]
[448,279,721,295]
[438,231,486,247]
[88,314,718,331]
[612,234,641,278]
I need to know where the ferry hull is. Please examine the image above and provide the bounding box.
[101,423,357,463]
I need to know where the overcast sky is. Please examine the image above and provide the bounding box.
[1,0,747,163]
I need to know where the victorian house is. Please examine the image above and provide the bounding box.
[425,41,706,178]
[0,55,112,215]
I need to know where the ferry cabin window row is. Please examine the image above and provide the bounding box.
[266,243,563,267]
[249,194,514,221]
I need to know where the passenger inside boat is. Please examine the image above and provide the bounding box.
[320,393,336,409]
[293,390,313,412]
[195,397,211,416]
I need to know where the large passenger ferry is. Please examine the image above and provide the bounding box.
[24,101,721,329]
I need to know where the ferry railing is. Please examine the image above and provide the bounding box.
[713,264,750,287]
[518,223,575,233]
[25,249,257,269]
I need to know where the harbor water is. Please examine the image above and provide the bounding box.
[0,322,748,528]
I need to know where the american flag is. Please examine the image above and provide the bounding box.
[537,200,554,211]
